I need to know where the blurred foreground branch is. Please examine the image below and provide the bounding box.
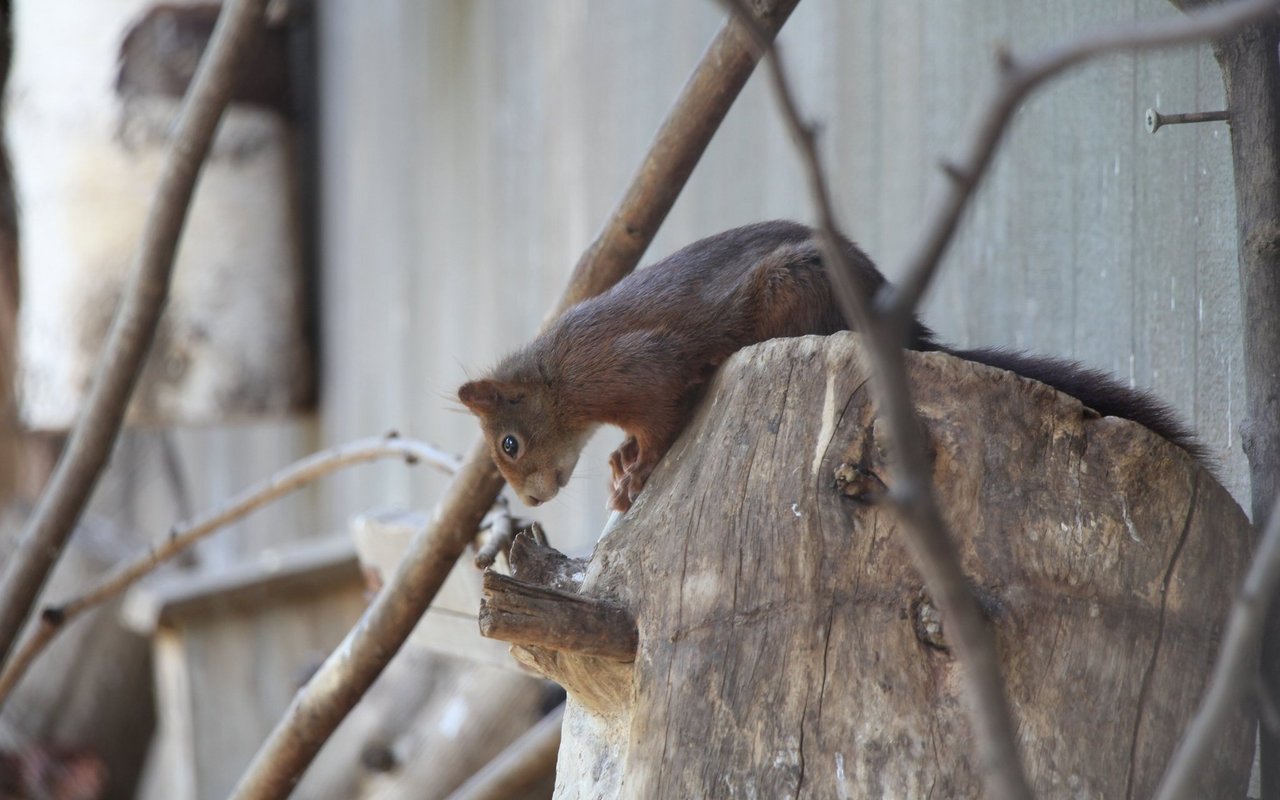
[444,704,565,800]
[0,434,457,708]
[1156,493,1280,800]
[0,0,272,673]
[722,0,1280,797]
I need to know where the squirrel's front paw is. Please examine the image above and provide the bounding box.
[609,475,634,512]
[608,436,641,485]
[608,465,651,513]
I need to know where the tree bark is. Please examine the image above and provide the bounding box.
[498,333,1255,799]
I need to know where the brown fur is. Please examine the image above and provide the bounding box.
[459,220,1206,511]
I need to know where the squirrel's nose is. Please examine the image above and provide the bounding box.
[524,494,543,507]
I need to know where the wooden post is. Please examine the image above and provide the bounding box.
[484,332,1255,798]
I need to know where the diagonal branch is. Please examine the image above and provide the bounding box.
[883,0,1280,333]
[225,4,801,797]
[719,0,1279,798]
[715,3,1031,796]
[1155,493,1280,800]
[0,434,458,708]
[0,0,273,672]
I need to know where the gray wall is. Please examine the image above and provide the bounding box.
[292,0,1247,557]
[162,0,1245,559]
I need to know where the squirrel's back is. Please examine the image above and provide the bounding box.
[467,220,1209,510]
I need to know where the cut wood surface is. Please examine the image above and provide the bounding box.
[506,332,1253,799]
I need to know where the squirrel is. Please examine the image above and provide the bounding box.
[459,220,1206,512]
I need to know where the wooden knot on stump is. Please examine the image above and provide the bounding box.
[479,531,636,714]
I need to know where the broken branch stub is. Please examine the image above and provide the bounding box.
[479,571,637,663]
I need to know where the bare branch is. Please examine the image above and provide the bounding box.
[719,0,1278,797]
[225,5,802,797]
[555,1,802,314]
[0,0,272,672]
[1155,493,1280,800]
[0,434,458,708]
[444,705,565,800]
[714,2,1032,796]
[885,0,1280,331]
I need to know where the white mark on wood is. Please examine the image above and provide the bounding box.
[835,752,852,800]
[790,502,802,518]
[812,368,838,478]
[771,736,801,771]
[1121,497,1142,544]
[1226,361,1233,447]
[438,695,469,738]
[681,570,724,616]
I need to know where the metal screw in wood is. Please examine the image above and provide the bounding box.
[1145,107,1229,134]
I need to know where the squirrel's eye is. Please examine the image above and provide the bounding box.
[501,435,520,458]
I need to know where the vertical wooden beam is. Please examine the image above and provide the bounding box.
[1216,26,1280,798]
[1168,3,1280,796]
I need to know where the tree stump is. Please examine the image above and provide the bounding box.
[480,332,1254,799]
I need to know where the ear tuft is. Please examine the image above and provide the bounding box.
[458,379,500,413]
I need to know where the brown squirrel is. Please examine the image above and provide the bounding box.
[459,220,1205,512]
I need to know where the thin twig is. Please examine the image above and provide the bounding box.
[883,0,1280,334]
[0,434,458,708]
[444,705,565,800]
[720,0,1280,797]
[225,5,802,797]
[716,2,1032,796]
[880,5,1278,793]
[0,0,272,672]
[1154,493,1280,800]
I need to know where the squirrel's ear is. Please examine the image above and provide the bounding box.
[458,379,501,413]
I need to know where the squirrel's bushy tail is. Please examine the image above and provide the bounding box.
[947,345,1213,469]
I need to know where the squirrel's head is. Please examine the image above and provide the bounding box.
[458,378,592,507]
